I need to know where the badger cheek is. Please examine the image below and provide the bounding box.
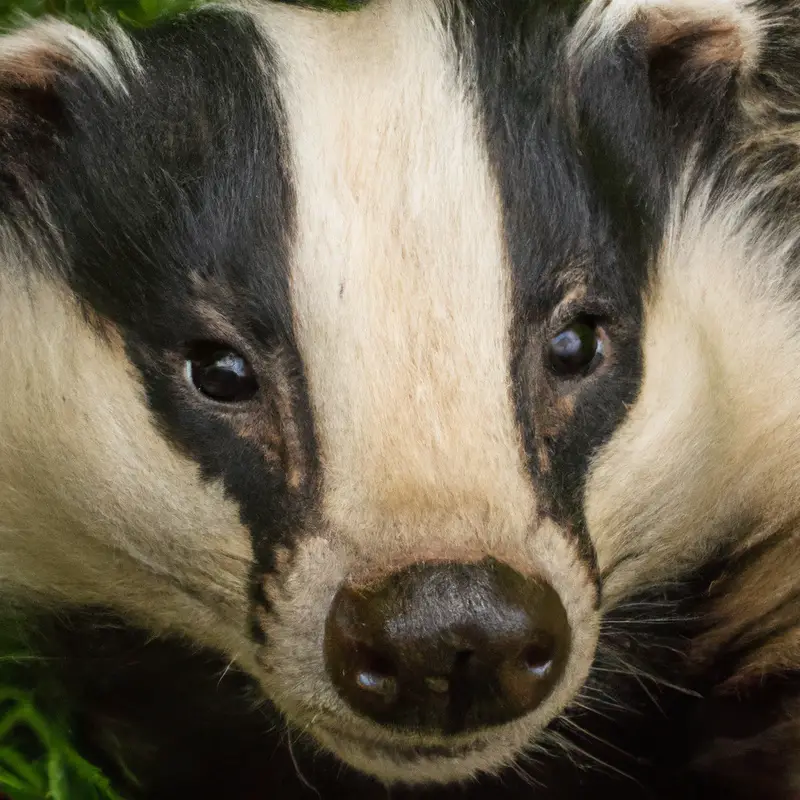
[255,537,351,722]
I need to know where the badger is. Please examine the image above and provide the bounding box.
[0,0,797,797]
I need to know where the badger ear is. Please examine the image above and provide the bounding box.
[573,0,761,72]
[566,1,761,238]
[0,22,78,206]
[636,1,760,114]
[571,0,761,129]
[0,20,126,207]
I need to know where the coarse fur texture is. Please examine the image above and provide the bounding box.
[0,0,798,797]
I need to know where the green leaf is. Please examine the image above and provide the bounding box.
[0,746,48,791]
[46,749,68,800]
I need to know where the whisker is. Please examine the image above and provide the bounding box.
[216,655,237,689]
[577,684,635,713]
[541,729,585,768]
[601,616,686,626]
[558,715,635,760]
[569,697,618,722]
[593,658,702,700]
[287,727,321,798]
[548,728,640,785]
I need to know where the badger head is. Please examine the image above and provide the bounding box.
[0,0,798,789]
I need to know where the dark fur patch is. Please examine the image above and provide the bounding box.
[3,9,320,633]
[447,1,650,575]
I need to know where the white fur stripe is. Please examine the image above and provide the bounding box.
[262,0,536,546]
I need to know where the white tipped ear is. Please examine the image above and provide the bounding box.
[571,0,763,78]
[0,19,138,204]
[0,19,131,95]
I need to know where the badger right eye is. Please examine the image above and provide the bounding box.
[547,320,604,378]
[185,342,258,403]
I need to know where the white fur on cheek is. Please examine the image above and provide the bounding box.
[0,260,256,666]
[586,177,800,609]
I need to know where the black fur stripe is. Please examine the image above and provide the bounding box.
[14,9,319,632]
[447,1,655,580]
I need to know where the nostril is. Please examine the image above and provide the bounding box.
[455,649,475,665]
[521,636,556,678]
[353,649,398,700]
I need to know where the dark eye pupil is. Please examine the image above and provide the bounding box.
[548,323,601,376]
[188,346,258,402]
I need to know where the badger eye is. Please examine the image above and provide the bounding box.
[186,343,258,403]
[548,321,604,377]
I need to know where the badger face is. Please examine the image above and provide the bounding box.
[0,0,798,789]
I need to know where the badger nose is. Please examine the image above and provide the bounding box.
[324,558,570,734]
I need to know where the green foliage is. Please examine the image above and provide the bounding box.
[0,625,130,800]
[0,0,192,30]
[0,690,124,800]
[0,0,357,30]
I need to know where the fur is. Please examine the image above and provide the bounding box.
[0,0,797,797]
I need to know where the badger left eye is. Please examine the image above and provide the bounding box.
[548,321,604,377]
[185,343,258,403]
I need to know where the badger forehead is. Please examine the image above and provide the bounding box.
[265,0,621,556]
[0,0,656,584]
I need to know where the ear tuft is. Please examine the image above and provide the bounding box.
[0,19,131,97]
[0,19,133,211]
[572,0,763,78]
[648,12,744,68]
[564,0,763,256]
[568,0,764,156]
[643,3,763,97]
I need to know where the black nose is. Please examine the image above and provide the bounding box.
[324,558,570,734]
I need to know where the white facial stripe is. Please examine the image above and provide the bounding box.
[261,1,537,555]
[252,3,601,781]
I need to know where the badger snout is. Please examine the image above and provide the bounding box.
[324,558,570,735]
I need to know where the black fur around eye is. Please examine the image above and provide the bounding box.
[548,321,604,377]
[186,343,258,403]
